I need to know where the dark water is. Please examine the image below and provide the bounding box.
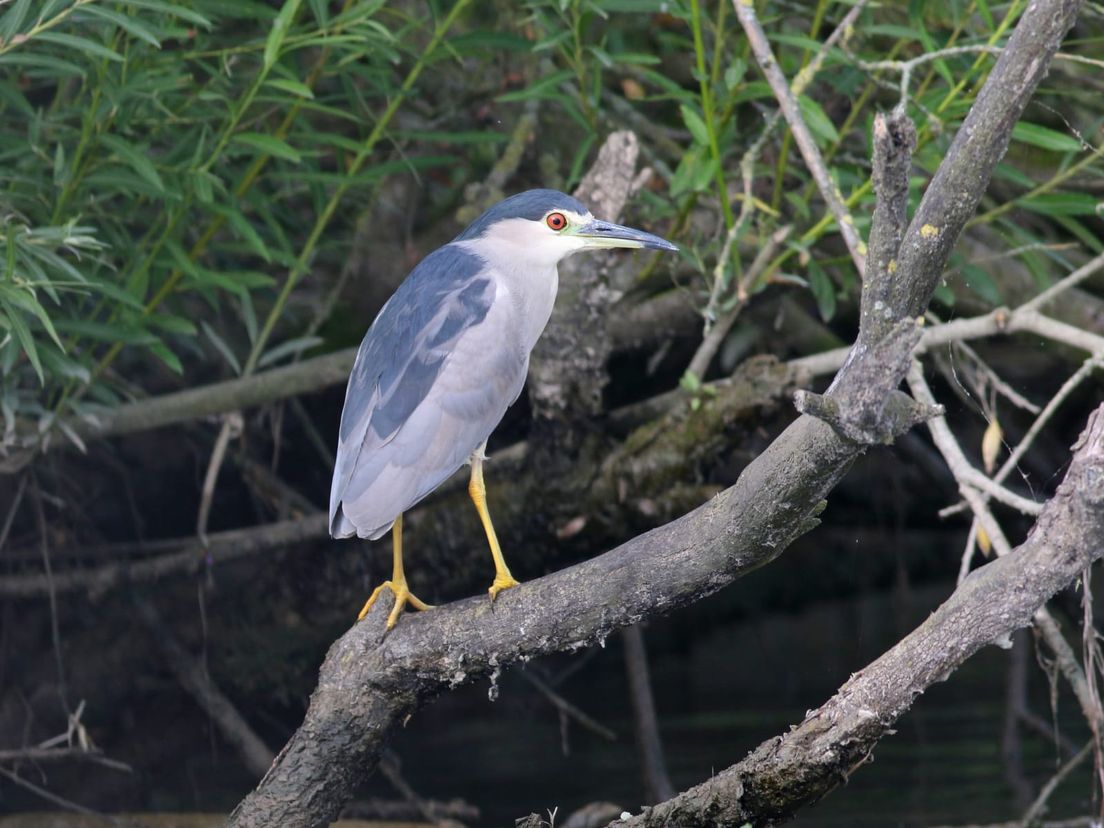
[382,579,1096,827]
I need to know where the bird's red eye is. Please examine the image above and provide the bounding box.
[546,212,567,231]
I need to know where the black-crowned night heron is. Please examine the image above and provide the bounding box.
[330,189,678,628]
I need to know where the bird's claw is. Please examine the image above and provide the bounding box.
[358,580,432,629]
[487,572,520,602]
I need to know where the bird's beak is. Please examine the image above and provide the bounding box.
[575,219,679,252]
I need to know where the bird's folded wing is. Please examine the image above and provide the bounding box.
[329,244,515,538]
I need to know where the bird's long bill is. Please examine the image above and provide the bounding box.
[575,219,679,252]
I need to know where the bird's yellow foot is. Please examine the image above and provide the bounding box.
[358,580,432,629]
[487,572,520,602]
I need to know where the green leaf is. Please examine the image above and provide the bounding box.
[123,0,212,28]
[993,162,1035,189]
[724,58,746,91]
[679,370,702,393]
[1,287,63,350]
[1011,122,1082,153]
[52,319,156,344]
[232,132,301,163]
[0,298,43,384]
[264,0,303,70]
[976,0,994,29]
[496,69,574,102]
[192,170,213,203]
[932,280,956,308]
[1054,216,1104,254]
[148,339,183,374]
[85,275,144,310]
[0,53,86,77]
[258,335,323,368]
[211,205,272,263]
[82,6,162,48]
[148,313,198,335]
[0,0,32,41]
[797,95,839,144]
[1018,192,1101,216]
[99,133,165,193]
[566,131,598,192]
[960,264,1002,306]
[39,347,90,384]
[807,262,836,322]
[680,103,711,147]
[266,77,314,99]
[910,1,953,86]
[202,320,241,375]
[35,32,125,62]
[670,145,716,197]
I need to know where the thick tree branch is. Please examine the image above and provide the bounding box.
[891,0,1085,320]
[0,356,798,597]
[615,403,1104,827]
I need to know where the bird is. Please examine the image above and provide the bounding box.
[329,189,678,628]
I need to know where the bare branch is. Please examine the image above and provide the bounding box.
[615,403,1104,827]
[892,0,1084,321]
[135,598,275,779]
[0,746,131,772]
[733,0,867,277]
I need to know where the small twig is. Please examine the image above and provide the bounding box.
[0,472,27,555]
[940,353,1103,520]
[196,411,243,548]
[942,335,1041,414]
[342,797,479,823]
[0,512,329,597]
[0,764,105,819]
[1035,611,1104,754]
[520,669,617,742]
[734,0,866,277]
[289,396,335,471]
[0,746,132,772]
[30,475,70,716]
[378,751,462,828]
[1080,567,1104,811]
[623,625,674,803]
[849,44,1004,110]
[1003,630,1032,810]
[1020,740,1094,827]
[1018,706,1082,758]
[1023,250,1104,313]
[953,461,1042,515]
[688,225,791,378]
[909,364,1103,735]
[135,597,275,778]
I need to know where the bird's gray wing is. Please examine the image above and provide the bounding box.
[329,244,513,538]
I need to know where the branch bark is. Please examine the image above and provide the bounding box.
[616,403,1104,827]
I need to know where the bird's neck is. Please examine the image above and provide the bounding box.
[455,239,560,354]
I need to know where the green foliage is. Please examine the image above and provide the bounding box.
[0,0,476,448]
[2,0,1102,451]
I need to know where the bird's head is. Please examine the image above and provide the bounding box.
[455,189,677,269]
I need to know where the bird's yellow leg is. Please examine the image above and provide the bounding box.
[357,514,432,628]
[469,450,520,601]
